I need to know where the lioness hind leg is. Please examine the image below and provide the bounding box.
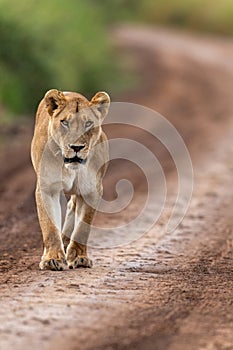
[62,195,76,251]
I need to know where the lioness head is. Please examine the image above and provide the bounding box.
[44,89,110,169]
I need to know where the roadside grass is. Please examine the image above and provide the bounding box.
[0,1,126,115]
[0,0,233,117]
[137,0,233,35]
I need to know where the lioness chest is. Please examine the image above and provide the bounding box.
[62,164,97,196]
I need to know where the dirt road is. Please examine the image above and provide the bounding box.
[0,26,233,350]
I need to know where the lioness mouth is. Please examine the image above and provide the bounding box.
[64,156,87,165]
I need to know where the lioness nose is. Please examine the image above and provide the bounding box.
[69,144,85,153]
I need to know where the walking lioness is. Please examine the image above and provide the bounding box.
[31,89,110,271]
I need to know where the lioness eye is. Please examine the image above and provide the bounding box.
[85,121,93,129]
[60,120,69,128]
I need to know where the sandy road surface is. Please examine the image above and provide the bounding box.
[0,26,233,350]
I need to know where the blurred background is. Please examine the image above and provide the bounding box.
[1,2,233,349]
[0,0,233,117]
[1,0,233,247]
[1,0,233,233]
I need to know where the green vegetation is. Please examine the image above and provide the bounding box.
[137,0,233,35]
[0,0,233,115]
[91,0,233,35]
[0,0,121,114]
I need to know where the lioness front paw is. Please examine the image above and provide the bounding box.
[68,256,93,269]
[39,258,67,271]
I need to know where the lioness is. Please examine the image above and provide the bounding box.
[31,89,110,271]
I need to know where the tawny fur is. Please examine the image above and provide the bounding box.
[31,89,110,270]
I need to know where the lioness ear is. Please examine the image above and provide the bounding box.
[44,89,66,116]
[90,91,110,120]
